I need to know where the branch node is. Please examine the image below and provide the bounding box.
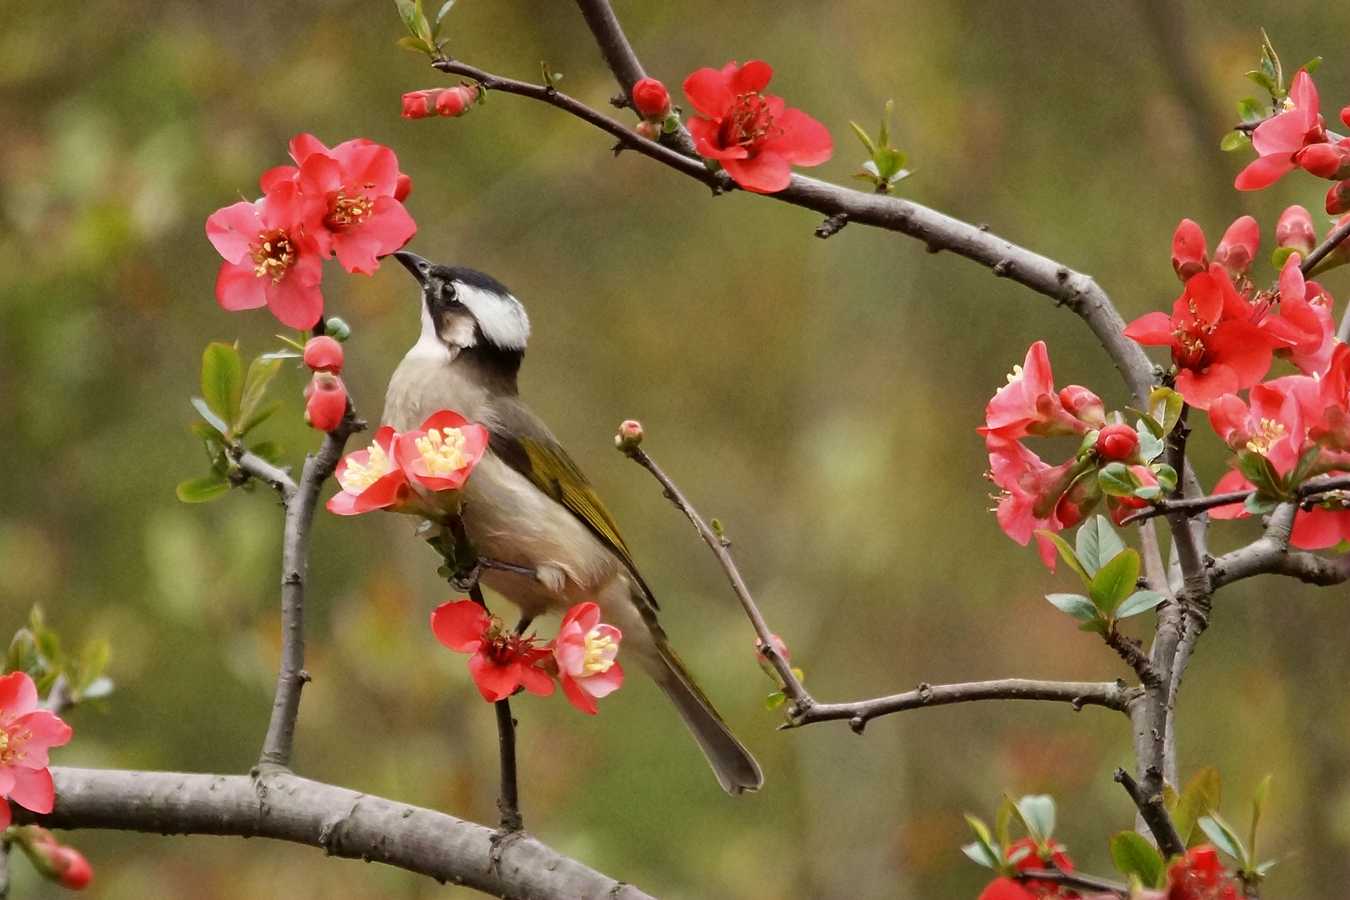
[992,259,1014,277]
[848,716,867,735]
[814,212,849,239]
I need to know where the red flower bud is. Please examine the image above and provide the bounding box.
[1171,218,1208,282]
[1343,106,1350,130]
[1276,204,1317,255]
[303,335,344,373]
[395,173,413,202]
[614,419,644,451]
[1096,423,1139,461]
[304,373,348,431]
[53,847,93,890]
[1295,141,1350,179]
[631,77,671,120]
[1328,179,1350,216]
[1059,385,1106,429]
[634,120,661,141]
[401,86,478,120]
[1213,215,1259,277]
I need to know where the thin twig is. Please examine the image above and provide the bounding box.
[258,415,364,769]
[788,679,1137,732]
[1301,215,1350,275]
[1121,474,1350,526]
[1018,867,1129,896]
[1104,628,1163,689]
[468,582,524,833]
[619,443,811,710]
[1114,767,1185,858]
[229,445,299,497]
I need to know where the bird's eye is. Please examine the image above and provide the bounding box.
[440,283,460,306]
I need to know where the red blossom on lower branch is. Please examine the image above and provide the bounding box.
[0,671,73,830]
[978,838,1078,900]
[1166,846,1241,900]
[430,600,554,702]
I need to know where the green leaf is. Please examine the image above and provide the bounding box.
[1046,593,1099,622]
[237,400,281,438]
[1246,70,1277,96]
[963,815,1001,869]
[764,690,785,710]
[1236,97,1266,123]
[1219,130,1248,152]
[1254,859,1279,876]
[878,99,893,149]
[177,475,231,504]
[1151,463,1178,494]
[1017,795,1055,842]
[190,397,230,435]
[238,356,282,433]
[1198,814,1247,866]
[79,676,114,700]
[1285,445,1322,490]
[848,121,877,156]
[1134,484,1163,501]
[1075,516,1126,576]
[1098,462,1139,498]
[1090,548,1141,615]
[1270,245,1298,272]
[1149,387,1184,436]
[1250,774,1271,860]
[1116,590,1166,620]
[1237,451,1283,496]
[875,147,907,180]
[1078,618,1109,635]
[1110,831,1165,888]
[395,35,433,54]
[961,841,1000,869]
[200,342,243,432]
[1137,425,1165,463]
[1244,492,1278,516]
[1034,530,1091,585]
[1303,56,1323,75]
[1259,28,1283,94]
[995,796,1014,851]
[434,0,456,24]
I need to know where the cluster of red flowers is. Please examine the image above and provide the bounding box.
[979,841,1241,900]
[1235,69,1350,214]
[431,600,624,714]
[327,409,489,517]
[205,134,417,329]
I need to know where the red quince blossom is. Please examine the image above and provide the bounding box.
[0,672,73,830]
[683,60,832,193]
[327,426,412,516]
[265,134,418,276]
[978,838,1077,900]
[1275,204,1317,255]
[987,437,1087,570]
[1124,263,1287,409]
[430,600,554,702]
[1095,424,1139,461]
[52,846,93,890]
[1166,845,1240,900]
[979,341,1098,441]
[303,335,344,373]
[304,372,348,432]
[1235,70,1326,190]
[402,85,479,119]
[1267,254,1337,376]
[1212,216,1259,278]
[1171,218,1208,281]
[206,184,324,330]
[552,602,624,715]
[631,77,671,120]
[392,409,489,495]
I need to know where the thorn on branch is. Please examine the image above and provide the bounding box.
[848,716,866,734]
[609,93,629,109]
[992,259,1015,278]
[814,212,849,239]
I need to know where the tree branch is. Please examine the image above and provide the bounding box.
[1122,474,1350,526]
[25,768,652,900]
[229,446,299,497]
[258,416,364,769]
[1301,215,1350,276]
[1018,867,1128,897]
[1113,766,1184,858]
[787,679,1137,733]
[1211,501,1350,588]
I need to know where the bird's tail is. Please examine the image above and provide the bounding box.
[643,638,764,795]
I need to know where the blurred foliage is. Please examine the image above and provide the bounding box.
[5,1,1350,897]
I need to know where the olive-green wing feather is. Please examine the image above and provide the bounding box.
[487,399,658,611]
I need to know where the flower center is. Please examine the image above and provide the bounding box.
[1171,326,1208,367]
[581,628,616,675]
[415,427,469,475]
[250,229,297,283]
[1245,418,1287,456]
[0,724,27,766]
[339,442,394,492]
[326,189,375,231]
[721,92,777,148]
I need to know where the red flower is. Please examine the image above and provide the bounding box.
[987,437,1086,569]
[1293,139,1350,180]
[205,184,324,329]
[263,134,418,276]
[1268,254,1337,376]
[430,600,554,702]
[402,86,479,119]
[682,60,832,193]
[304,372,348,432]
[1095,424,1139,461]
[980,342,1097,441]
[393,409,489,495]
[327,426,412,516]
[1275,204,1316,255]
[1212,216,1259,278]
[1166,846,1240,900]
[1235,70,1326,190]
[631,77,671,120]
[978,838,1077,900]
[552,602,624,715]
[1124,263,1286,409]
[0,672,73,831]
[1171,218,1208,281]
[302,335,344,374]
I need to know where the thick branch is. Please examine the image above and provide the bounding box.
[26,768,652,900]
[259,418,363,769]
[788,679,1136,732]
[1211,501,1350,588]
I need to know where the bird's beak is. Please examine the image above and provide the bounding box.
[393,250,430,285]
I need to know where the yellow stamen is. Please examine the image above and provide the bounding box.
[415,427,469,475]
[581,629,616,675]
[249,228,297,283]
[1245,418,1288,456]
[339,442,394,492]
[326,192,375,230]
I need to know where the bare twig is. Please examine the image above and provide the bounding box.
[1019,867,1129,896]
[1122,474,1350,525]
[1114,767,1185,858]
[258,416,364,769]
[24,768,652,900]
[229,445,299,497]
[1302,215,1350,276]
[1211,501,1350,588]
[467,582,524,834]
[1104,628,1163,689]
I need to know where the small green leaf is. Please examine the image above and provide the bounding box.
[1017,795,1055,843]
[1110,831,1165,888]
[177,475,231,503]
[1285,445,1322,490]
[1244,492,1278,516]
[1198,814,1247,866]
[1246,70,1277,96]
[1090,548,1141,615]
[1116,590,1166,620]
[1046,593,1100,622]
[1237,451,1283,496]
[878,99,893,149]
[1137,425,1165,463]
[1270,245,1298,272]
[1151,463,1178,494]
[1036,530,1091,586]
[79,676,114,700]
[1098,462,1139,498]
[848,121,877,156]
[434,0,456,24]
[1078,618,1109,635]
[1302,56,1323,75]
[200,342,243,430]
[1149,387,1184,436]
[764,690,785,710]
[395,35,433,54]
[1219,130,1247,152]
[1254,858,1279,876]
[961,841,1000,869]
[1075,516,1126,576]
[238,356,282,433]
[1134,484,1163,501]
[1250,774,1272,860]
[995,797,1014,851]
[190,397,230,436]
[963,814,1002,869]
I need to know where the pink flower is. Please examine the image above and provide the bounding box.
[393,409,489,495]
[327,426,412,516]
[631,77,671,120]
[402,86,479,119]
[430,601,554,702]
[979,342,1095,441]
[302,335,344,374]
[205,184,324,329]
[1235,70,1326,190]
[683,60,832,193]
[987,437,1085,569]
[1171,218,1208,281]
[552,602,624,715]
[1276,205,1317,255]
[0,672,73,830]
[1268,254,1337,376]
[303,372,348,432]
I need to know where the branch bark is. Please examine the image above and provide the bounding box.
[1113,766,1185,858]
[24,768,652,900]
[1211,501,1350,588]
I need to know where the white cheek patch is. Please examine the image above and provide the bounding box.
[456,282,530,350]
[404,303,453,363]
[439,312,478,349]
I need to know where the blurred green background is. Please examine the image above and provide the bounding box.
[4,1,1350,896]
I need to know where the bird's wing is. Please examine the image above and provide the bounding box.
[487,396,659,613]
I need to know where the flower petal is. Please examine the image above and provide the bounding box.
[265,267,324,330]
[731,60,773,94]
[1123,311,1175,345]
[723,152,792,193]
[581,660,624,698]
[11,710,73,765]
[8,766,54,814]
[1235,152,1296,191]
[205,201,261,264]
[215,262,268,312]
[561,674,599,715]
[0,672,38,720]
[467,654,519,702]
[1291,507,1348,549]
[430,600,490,653]
[766,107,833,166]
[682,67,734,120]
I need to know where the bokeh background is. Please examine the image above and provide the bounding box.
[4,1,1350,896]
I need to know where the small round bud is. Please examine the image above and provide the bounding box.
[1058,385,1105,429]
[303,335,344,373]
[634,120,661,141]
[435,84,479,117]
[631,77,671,120]
[1213,215,1259,277]
[614,419,644,451]
[304,373,348,432]
[1095,424,1139,461]
[395,173,413,202]
[324,317,352,342]
[1276,205,1317,255]
[1171,218,1208,282]
[53,847,93,890]
[1294,142,1350,179]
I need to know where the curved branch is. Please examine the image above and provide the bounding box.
[25,768,652,900]
[788,679,1137,733]
[229,446,299,497]
[1210,502,1350,588]
[1123,474,1350,526]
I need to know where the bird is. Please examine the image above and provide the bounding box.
[382,250,763,795]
